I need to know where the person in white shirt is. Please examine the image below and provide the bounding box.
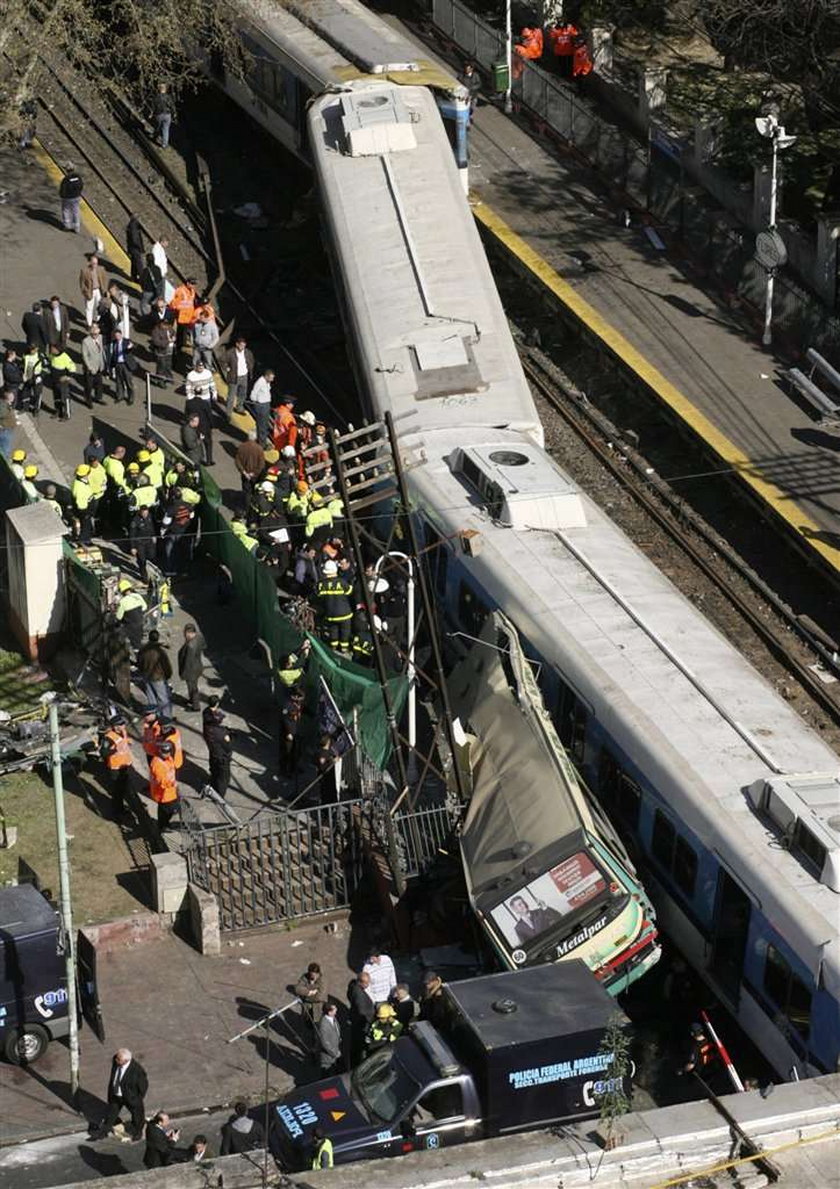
[185,363,216,400]
[248,367,274,447]
[362,949,397,1006]
[151,237,169,284]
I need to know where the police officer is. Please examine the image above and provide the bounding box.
[311,1128,333,1171]
[100,715,132,817]
[365,1003,403,1054]
[277,642,310,696]
[316,560,354,654]
[202,697,233,799]
[115,579,148,650]
[71,464,94,544]
[128,473,158,518]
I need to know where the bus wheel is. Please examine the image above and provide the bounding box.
[4,1025,49,1064]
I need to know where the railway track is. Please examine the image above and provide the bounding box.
[521,345,840,727]
[13,39,339,417]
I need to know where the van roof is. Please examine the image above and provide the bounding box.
[444,962,626,1050]
[0,884,58,940]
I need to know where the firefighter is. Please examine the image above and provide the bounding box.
[11,449,27,481]
[682,1022,715,1075]
[149,738,179,831]
[280,685,305,776]
[350,612,374,667]
[100,715,132,817]
[127,473,158,518]
[286,479,310,524]
[304,490,333,544]
[272,395,298,454]
[231,516,259,553]
[87,456,107,522]
[21,464,39,502]
[115,578,148,650]
[316,560,354,654]
[71,464,94,544]
[365,1003,403,1054]
[49,344,76,420]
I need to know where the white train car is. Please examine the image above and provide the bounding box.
[308,84,542,444]
[308,83,840,1081]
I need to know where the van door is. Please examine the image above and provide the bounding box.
[77,931,105,1042]
[408,1083,467,1152]
[709,869,751,1006]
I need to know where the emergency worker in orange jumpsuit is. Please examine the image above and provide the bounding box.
[149,738,179,831]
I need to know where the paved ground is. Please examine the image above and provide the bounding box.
[0,918,362,1154]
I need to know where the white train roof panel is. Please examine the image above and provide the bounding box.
[284,0,425,72]
[239,0,354,86]
[308,86,543,444]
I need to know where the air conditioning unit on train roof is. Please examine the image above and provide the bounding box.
[451,444,586,532]
[339,90,416,156]
[748,774,840,892]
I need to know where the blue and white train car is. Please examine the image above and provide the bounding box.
[216,0,471,174]
[308,81,840,1081]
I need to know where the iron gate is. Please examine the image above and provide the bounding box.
[180,797,455,932]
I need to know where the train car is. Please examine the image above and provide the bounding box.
[307,81,840,1081]
[214,0,470,173]
[307,84,542,445]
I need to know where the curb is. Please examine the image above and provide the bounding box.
[0,1098,237,1150]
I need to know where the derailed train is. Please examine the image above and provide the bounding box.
[218,0,840,1080]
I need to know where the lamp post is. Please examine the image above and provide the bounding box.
[48,698,80,1100]
[374,551,416,760]
[754,112,796,348]
[504,0,513,114]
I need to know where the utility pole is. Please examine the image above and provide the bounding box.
[754,111,796,348]
[49,701,80,1100]
[504,0,513,114]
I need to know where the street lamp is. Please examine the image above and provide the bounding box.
[373,551,416,759]
[754,111,797,347]
[504,0,513,114]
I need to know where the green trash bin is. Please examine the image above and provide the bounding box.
[492,60,510,92]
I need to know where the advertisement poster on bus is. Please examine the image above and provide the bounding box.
[490,852,607,948]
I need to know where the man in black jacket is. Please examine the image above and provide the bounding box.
[348,971,375,1066]
[126,213,145,283]
[178,623,206,712]
[143,1111,180,1168]
[59,163,83,233]
[92,1047,149,1140]
[220,1102,265,1155]
[203,697,232,798]
[43,295,70,351]
[21,302,47,353]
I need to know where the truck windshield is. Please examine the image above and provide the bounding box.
[350,1047,420,1124]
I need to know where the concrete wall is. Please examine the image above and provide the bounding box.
[5,503,68,660]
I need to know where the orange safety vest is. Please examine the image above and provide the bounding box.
[548,23,577,55]
[273,407,298,452]
[160,729,183,770]
[572,41,593,76]
[149,754,178,804]
[143,721,161,757]
[104,727,132,770]
[168,284,197,326]
[516,26,543,59]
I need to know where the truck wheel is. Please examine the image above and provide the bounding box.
[4,1025,49,1064]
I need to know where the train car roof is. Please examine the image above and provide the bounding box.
[308,86,542,443]
[239,0,354,87]
[406,426,840,991]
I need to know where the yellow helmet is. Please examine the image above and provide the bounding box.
[12,449,26,462]
[137,450,151,464]
[118,578,132,593]
[376,1003,396,1021]
[127,462,140,474]
[24,465,38,479]
[76,464,91,477]
[309,491,323,506]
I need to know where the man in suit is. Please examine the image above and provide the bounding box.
[93,1047,148,1140]
[43,295,70,351]
[318,1002,343,1075]
[143,1111,180,1168]
[22,302,47,353]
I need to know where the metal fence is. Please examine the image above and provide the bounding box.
[180,795,456,931]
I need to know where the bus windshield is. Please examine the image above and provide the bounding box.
[350,1048,420,1124]
[488,850,612,950]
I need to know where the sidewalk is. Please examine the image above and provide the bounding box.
[0,920,354,1149]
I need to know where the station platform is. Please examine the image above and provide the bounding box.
[461,99,840,575]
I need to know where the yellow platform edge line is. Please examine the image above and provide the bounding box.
[473,199,840,573]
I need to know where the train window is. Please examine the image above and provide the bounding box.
[673,836,698,899]
[792,821,827,877]
[764,945,812,1039]
[598,749,641,829]
[651,811,676,871]
[556,679,587,765]
[457,581,490,638]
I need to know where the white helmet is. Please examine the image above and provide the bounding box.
[259,480,274,493]
[281,445,296,459]
[323,560,338,577]
[299,410,316,427]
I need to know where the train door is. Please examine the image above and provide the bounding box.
[709,869,751,1005]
